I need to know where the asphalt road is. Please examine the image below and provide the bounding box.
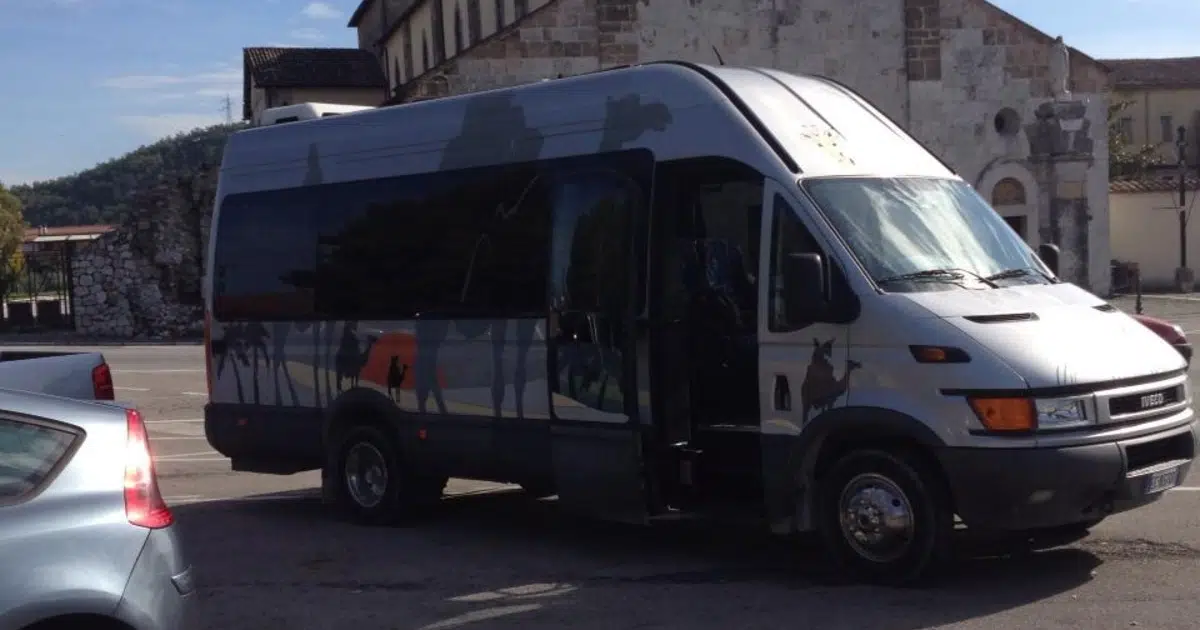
[24,302,1200,629]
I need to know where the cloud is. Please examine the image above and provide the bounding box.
[100,69,240,90]
[301,1,339,19]
[290,27,325,42]
[117,113,227,139]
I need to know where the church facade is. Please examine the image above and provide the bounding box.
[349,0,1113,294]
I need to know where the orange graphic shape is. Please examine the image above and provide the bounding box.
[360,331,446,390]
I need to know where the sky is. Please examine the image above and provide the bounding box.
[0,0,1198,187]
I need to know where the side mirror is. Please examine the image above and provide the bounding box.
[1037,243,1060,276]
[782,252,827,324]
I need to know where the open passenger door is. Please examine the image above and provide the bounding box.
[543,164,651,525]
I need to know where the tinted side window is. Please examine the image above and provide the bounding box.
[769,193,854,331]
[548,169,640,314]
[212,190,317,320]
[0,418,76,500]
[314,163,550,320]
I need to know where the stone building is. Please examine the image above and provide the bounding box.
[242,47,389,125]
[352,0,1114,294]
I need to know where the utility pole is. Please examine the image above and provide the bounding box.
[1178,125,1188,268]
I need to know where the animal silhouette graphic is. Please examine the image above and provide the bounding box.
[387,355,409,402]
[270,322,301,406]
[799,337,861,424]
[334,322,379,391]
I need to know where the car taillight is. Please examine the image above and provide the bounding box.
[92,363,115,400]
[124,409,173,529]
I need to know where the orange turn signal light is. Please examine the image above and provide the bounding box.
[910,345,970,363]
[968,397,1036,432]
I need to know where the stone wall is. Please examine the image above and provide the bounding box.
[393,0,1113,293]
[71,174,213,339]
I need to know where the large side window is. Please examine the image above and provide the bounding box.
[212,189,317,320]
[0,418,77,500]
[313,163,551,320]
[547,168,642,413]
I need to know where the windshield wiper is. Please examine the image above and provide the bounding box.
[877,268,998,289]
[983,266,1057,283]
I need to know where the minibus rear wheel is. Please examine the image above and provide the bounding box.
[331,423,445,526]
[816,447,953,585]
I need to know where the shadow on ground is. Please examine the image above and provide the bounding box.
[175,488,1103,630]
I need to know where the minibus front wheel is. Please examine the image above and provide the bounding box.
[816,447,954,585]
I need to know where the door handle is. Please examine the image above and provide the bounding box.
[773,374,791,411]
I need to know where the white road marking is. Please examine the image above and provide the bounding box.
[116,386,150,392]
[156,450,220,459]
[1171,486,1200,491]
[1138,294,1200,302]
[181,391,207,397]
[114,369,206,374]
[164,493,315,505]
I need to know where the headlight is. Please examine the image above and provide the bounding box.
[1034,397,1091,431]
[968,396,1093,432]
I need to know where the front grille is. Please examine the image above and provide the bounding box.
[1126,432,1195,473]
[1109,385,1182,417]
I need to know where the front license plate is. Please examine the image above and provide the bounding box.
[1145,467,1181,494]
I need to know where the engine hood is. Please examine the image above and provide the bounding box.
[899,284,1186,387]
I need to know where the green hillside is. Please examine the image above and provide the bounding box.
[9,122,246,228]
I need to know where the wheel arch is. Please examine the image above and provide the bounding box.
[790,406,951,531]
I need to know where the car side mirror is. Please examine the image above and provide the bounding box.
[782,252,827,325]
[1037,243,1060,276]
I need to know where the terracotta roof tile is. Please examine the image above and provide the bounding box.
[1100,57,1200,90]
[22,225,115,242]
[243,47,386,89]
[1110,175,1200,194]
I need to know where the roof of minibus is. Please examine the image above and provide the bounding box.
[218,61,956,186]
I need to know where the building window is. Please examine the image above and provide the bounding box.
[404,21,415,78]
[431,0,446,64]
[1119,116,1134,144]
[467,0,481,45]
[495,0,504,31]
[1162,115,1176,144]
[422,30,430,70]
[991,177,1026,206]
[515,0,528,16]
[453,5,463,53]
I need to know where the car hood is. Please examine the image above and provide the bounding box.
[899,283,1186,387]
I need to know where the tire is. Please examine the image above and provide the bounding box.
[816,448,954,586]
[330,423,445,526]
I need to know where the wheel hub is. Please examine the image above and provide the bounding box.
[344,442,389,509]
[838,473,915,563]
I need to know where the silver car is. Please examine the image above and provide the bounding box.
[0,388,194,630]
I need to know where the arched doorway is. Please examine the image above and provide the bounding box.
[991,177,1030,241]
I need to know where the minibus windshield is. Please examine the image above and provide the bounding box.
[801,176,1053,292]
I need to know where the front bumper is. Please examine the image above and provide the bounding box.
[939,419,1198,532]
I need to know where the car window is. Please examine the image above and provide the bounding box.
[0,419,76,500]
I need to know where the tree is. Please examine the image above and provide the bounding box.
[0,183,26,299]
[1110,99,1165,179]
